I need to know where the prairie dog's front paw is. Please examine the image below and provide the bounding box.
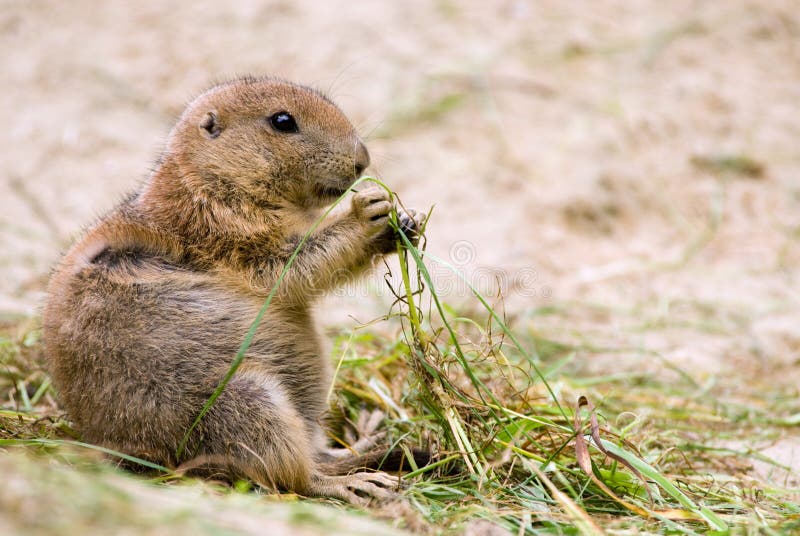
[351,187,392,237]
[368,207,424,254]
[397,208,425,246]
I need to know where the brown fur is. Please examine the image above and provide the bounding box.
[43,77,421,504]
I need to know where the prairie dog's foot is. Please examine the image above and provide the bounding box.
[342,408,387,453]
[325,408,386,461]
[308,471,401,506]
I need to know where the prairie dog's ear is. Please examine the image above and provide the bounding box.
[199,110,222,138]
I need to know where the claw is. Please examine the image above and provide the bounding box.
[359,471,401,488]
[348,479,395,498]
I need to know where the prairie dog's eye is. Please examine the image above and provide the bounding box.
[269,111,299,133]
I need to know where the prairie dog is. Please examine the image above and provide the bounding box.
[43,77,422,503]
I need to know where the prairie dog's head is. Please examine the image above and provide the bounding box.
[168,77,370,209]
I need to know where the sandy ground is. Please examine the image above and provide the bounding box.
[2,0,799,476]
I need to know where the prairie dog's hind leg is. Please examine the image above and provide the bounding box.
[195,370,399,505]
[195,370,316,491]
[196,370,399,504]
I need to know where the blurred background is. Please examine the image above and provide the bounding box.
[1,0,798,475]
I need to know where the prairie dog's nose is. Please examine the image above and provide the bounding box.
[354,140,370,177]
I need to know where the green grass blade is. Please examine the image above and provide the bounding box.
[0,438,171,473]
[597,438,728,532]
